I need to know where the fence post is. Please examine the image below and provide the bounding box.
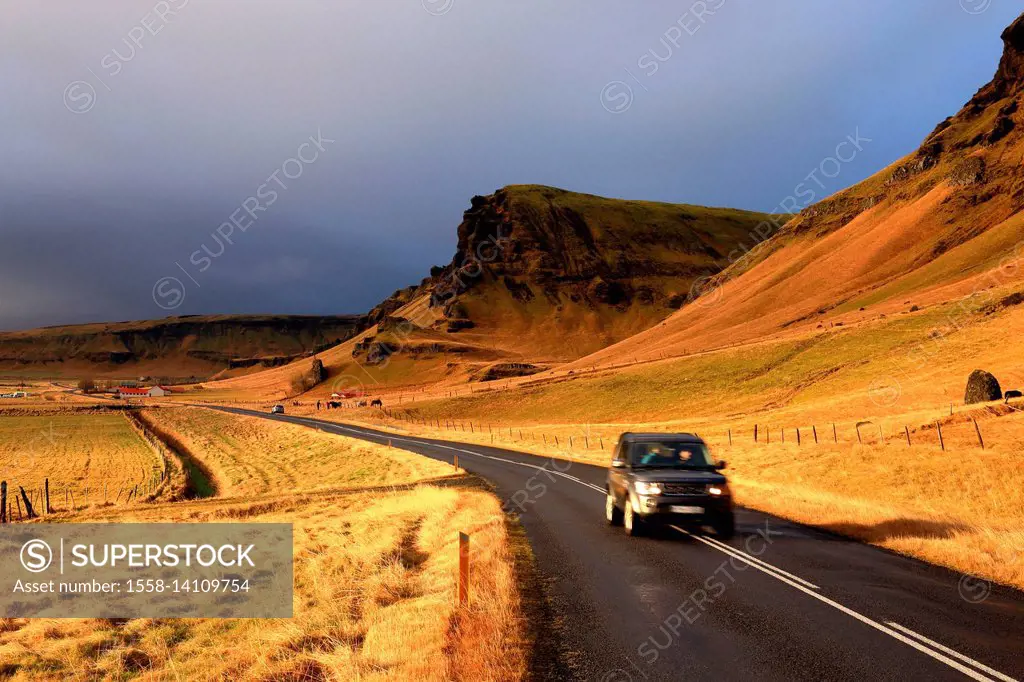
[856,425,862,444]
[728,429,732,446]
[905,425,911,446]
[878,424,884,444]
[16,495,23,520]
[812,425,818,444]
[454,454,459,470]
[19,487,35,519]
[796,428,801,446]
[833,423,838,443]
[936,422,945,451]
[0,481,6,524]
[458,532,470,607]
[754,424,758,443]
[973,419,984,449]
[45,479,50,515]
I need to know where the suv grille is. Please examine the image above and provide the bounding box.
[661,483,706,496]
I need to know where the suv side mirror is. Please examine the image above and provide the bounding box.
[611,460,626,469]
[715,460,727,470]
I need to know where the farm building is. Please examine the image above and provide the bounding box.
[115,386,172,399]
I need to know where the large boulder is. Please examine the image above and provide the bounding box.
[964,370,1002,404]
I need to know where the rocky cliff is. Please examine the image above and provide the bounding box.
[369,185,775,359]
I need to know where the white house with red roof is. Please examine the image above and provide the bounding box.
[114,386,173,399]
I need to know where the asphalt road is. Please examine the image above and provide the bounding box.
[215,407,1023,682]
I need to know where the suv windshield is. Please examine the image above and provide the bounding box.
[628,441,714,469]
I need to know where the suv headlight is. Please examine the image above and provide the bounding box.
[634,481,663,496]
[707,483,730,497]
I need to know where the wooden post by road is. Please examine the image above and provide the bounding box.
[905,425,911,446]
[812,425,818,444]
[973,419,985,449]
[833,423,838,443]
[754,424,758,443]
[458,532,470,607]
[728,429,732,446]
[0,481,6,524]
[936,422,945,451]
[454,454,459,470]
[796,428,801,446]
[44,479,50,515]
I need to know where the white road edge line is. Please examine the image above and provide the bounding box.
[885,622,1018,682]
[284,414,1017,682]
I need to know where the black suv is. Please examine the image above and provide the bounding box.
[605,432,735,538]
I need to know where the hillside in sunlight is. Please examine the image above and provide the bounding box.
[580,12,1024,369]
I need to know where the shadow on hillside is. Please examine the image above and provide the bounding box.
[823,518,968,543]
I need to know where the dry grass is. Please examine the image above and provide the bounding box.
[0,412,162,509]
[0,486,525,681]
[138,407,454,498]
[718,440,1024,589]
[0,407,527,681]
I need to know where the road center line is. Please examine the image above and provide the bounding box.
[885,622,1018,682]
[673,531,1010,682]
[684,530,820,590]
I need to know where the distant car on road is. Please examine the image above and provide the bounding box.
[605,432,735,538]
[271,404,285,415]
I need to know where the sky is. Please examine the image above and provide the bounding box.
[0,0,1019,330]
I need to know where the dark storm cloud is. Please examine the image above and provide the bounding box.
[1,0,1019,329]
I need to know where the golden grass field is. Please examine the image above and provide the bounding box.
[0,487,524,681]
[0,407,527,682]
[0,412,163,512]
[138,407,456,498]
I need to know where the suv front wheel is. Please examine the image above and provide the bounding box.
[605,492,623,526]
[623,498,645,537]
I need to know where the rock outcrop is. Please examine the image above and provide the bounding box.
[965,369,1002,404]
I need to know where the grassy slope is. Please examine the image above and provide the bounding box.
[0,315,362,381]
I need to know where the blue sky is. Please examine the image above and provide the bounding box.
[0,1,1019,329]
